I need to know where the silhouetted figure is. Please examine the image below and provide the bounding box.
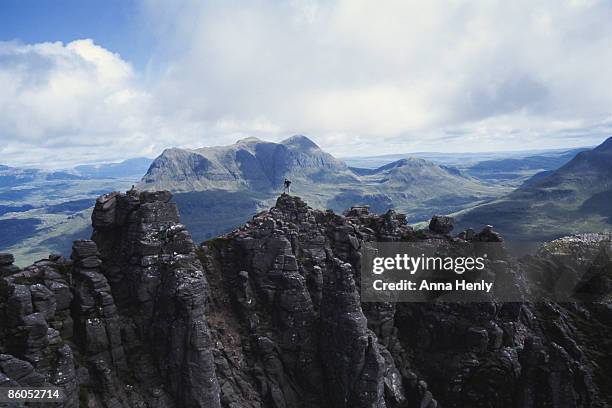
[283,178,292,194]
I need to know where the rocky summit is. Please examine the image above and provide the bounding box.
[1,191,612,407]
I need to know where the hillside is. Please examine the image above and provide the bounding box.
[462,147,587,184]
[457,137,612,242]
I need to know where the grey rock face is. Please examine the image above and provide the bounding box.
[320,259,387,408]
[69,239,134,406]
[91,189,221,408]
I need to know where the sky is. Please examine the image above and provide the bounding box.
[0,0,611,168]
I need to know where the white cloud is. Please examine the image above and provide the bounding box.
[1,1,611,167]
[0,39,156,167]
[142,0,612,155]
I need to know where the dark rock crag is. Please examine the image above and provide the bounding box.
[88,190,221,407]
[199,194,612,407]
[0,252,78,406]
[1,191,611,407]
[1,190,220,407]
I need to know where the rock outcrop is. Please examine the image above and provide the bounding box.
[428,215,455,234]
[90,189,221,407]
[0,254,78,407]
[200,194,612,407]
[1,190,220,407]
[1,191,611,407]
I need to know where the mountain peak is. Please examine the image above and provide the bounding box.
[593,136,612,152]
[139,134,356,193]
[281,135,320,150]
[375,157,429,172]
[391,158,409,166]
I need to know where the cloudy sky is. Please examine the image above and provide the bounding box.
[1,0,611,168]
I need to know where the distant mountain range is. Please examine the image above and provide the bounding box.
[0,166,82,188]
[74,157,153,178]
[139,135,509,241]
[344,147,589,187]
[457,137,612,243]
[0,157,153,187]
[2,135,606,264]
[462,148,589,184]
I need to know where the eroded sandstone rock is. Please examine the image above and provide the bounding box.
[0,192,610,408]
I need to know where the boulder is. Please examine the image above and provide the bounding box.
[429,215,455,234]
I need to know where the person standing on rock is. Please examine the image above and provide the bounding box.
[283,178,292,194]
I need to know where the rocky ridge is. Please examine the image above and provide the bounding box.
[0,191,611,407]
[1,189,220,407]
